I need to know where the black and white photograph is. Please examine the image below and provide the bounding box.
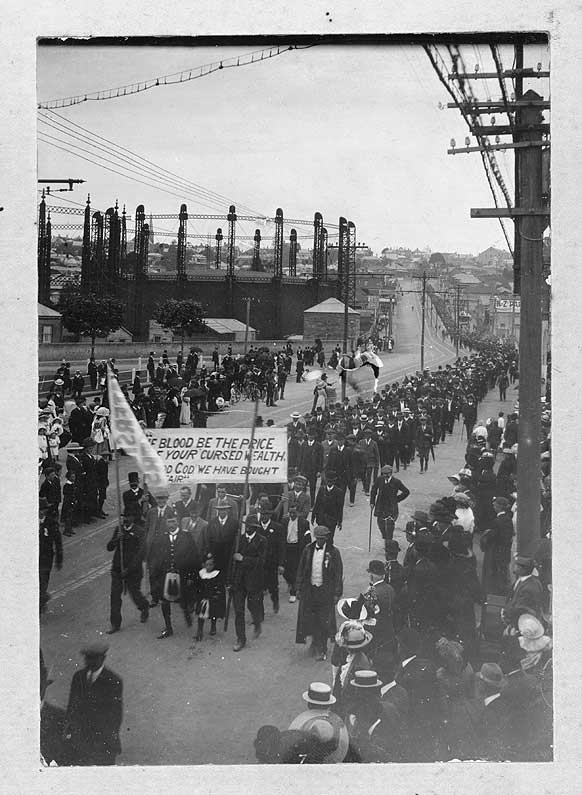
[35,34,555,767]
[4,1,582,787]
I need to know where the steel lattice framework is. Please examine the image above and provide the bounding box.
[288,229,298,277]
[252,229,263,271]
[176,203,188,279]
[37,194,51,305]
[347,221,357,308]
[226,205,237,279]
[273,208,284,279]
[312,212,324,280]
[337,217,349,305]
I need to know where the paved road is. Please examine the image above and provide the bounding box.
[41,291,500,765]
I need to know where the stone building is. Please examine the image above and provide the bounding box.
[303,298,360,344]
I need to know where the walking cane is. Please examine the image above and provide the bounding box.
[368,505,374,553]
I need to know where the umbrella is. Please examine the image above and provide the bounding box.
[189,346,204,354]
[168,377,184,388]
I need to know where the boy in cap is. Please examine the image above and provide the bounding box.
[63,641,123,766]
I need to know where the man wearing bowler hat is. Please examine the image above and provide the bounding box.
[295,525,343,661]
[144,489,175,607]
[230,515,267,651]
[355,561,397,682]
[370,465,410,542]
[311,471,344,543]
[105,512,149,634]
[63,641,122,766]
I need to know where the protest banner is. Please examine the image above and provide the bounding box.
[144,427,287,484]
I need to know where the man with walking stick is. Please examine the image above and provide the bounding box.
[369,465,410,548]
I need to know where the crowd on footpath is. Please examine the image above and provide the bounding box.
[39,335,553,765]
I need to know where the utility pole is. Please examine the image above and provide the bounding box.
[420,271,427,371]
[454,284,462,357]
[515,92,546,554]
[243,297,251,354]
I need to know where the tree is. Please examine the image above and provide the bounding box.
[153,298,206,355]
[58,291,125,358]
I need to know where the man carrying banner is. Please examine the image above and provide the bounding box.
[230,515,267,652]
[105,512,149,634]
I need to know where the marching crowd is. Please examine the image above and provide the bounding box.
[39,336,553,765]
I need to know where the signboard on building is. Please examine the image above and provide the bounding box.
[494,297,521,313]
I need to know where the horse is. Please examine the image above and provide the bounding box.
[338,344,384,393]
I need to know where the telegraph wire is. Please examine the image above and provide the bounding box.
[38,116,259,216]
[40,108,266,217]
[38,44,315,110]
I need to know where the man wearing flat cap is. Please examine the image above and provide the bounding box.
[63,641,122,765]
[295,526,343,661]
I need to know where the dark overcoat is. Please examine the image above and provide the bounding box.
[64,667,123,764]
[295,541,343,643]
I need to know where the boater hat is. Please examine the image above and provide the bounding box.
[301,682,336,707]
[350,670,383,689]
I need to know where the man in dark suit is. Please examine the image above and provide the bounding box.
[312,471,344,542]
[68,397,93,444]
[281,504,312,602]
[295,525,343,661]
[106,513,149,634]
[257,504,285,613]
[150,515,197,638]
[63,641,122,766]
[230,515,267,651]
[325,433,353,496]
[121,472,156,525]
[370,465,410,542]
[180,501,208,571]
[394,628,439,762]
[475,662,511,761]
[39,466,62,521]
[502,555,546,629]
[356,560,397,682]
[173,485,195,524]
[202,500,239,579]
[39,497,63,614]
[144,489,175,607]
[78,438,100,522]
[301,429,323,500]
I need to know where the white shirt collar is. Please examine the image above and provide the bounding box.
[245,531,256,541]
[484,693,501,706]
[380,681,397,696]
[87,664,105,683]
[401,655,416,668]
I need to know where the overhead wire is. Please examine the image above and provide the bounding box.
[38,116,260,216]
[38,44,316,110]
[424,44,513,255]
[39,108,266,216]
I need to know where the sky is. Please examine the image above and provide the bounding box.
[36,40,550,256]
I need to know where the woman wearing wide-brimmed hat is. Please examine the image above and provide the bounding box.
[330,619,373,715]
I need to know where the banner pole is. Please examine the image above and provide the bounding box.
[108,364,126,592]
[225,395,260,632]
